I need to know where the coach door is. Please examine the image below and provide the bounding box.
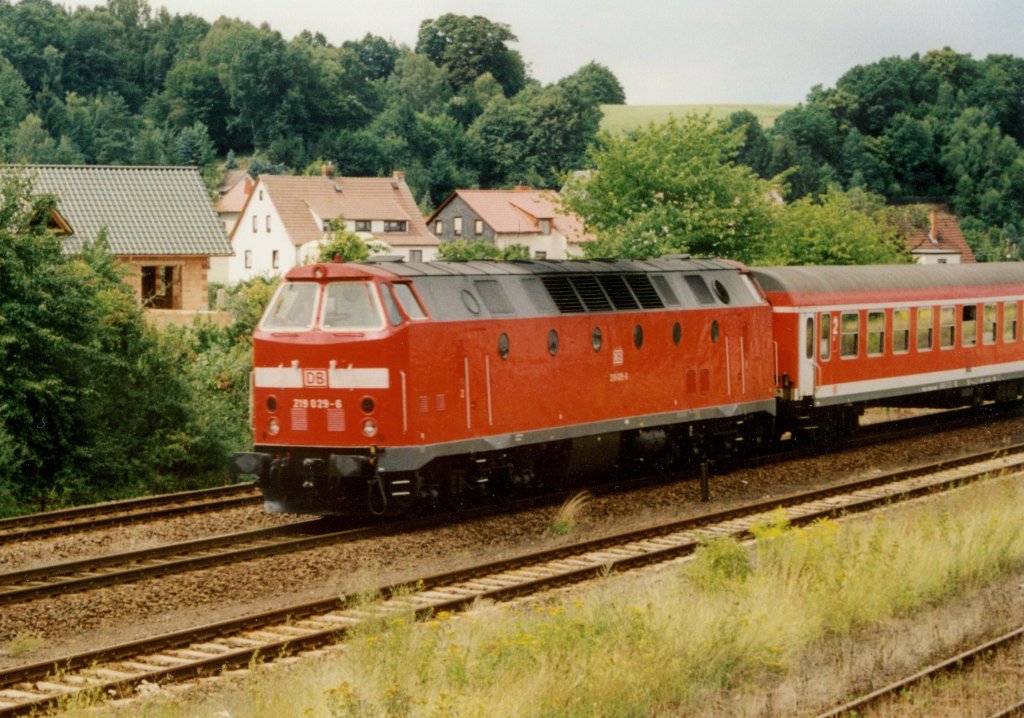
[798,313,817,398]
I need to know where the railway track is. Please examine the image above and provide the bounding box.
[1,445,1021,716]
[0,403,1012,548]
[817,626,1024,718]
[0,482,259,545]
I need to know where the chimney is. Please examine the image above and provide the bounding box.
[515,184,531,192]
[928,208,939,244]
[393,170,405,183]
[321,162,335,178]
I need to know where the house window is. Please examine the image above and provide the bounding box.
[535,251,547,259]
[434,220,443,235]
[259,190,263,201]
[453,217,463,236]
[272,250,279,269]
[917,307,934,350]
[141,265,181,309]
[474,219,483,235]
[266,215,271,232]
[384,220,406,232]
[409,250,422,262]
[244,250,252,269]
[355,220,371,232]
[840,312,859,358]
[252,215,257,233]
[540,219,551,235]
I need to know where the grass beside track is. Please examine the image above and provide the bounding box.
[65,473,1024,717]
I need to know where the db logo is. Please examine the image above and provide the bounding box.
[303,369,328,387]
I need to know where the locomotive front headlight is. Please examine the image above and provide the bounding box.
[362,418,378,437]
[268,418,281,436]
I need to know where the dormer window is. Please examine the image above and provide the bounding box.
[384,220,406,232]
[540,219,551,235]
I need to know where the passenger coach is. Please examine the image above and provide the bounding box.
[752,263,1024,435]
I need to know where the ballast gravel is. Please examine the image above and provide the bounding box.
[2,409,1023,670]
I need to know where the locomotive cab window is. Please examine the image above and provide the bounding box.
[1005,302,1018,342]
[940,306,956,348]
[917,307,934,351]
[322,282,385,332]
[961,305,977,347]
[392,283,427,320]
[840,312,859,358]
[262,282,319,331]
[867,311,885,356]
[893,309,910,354]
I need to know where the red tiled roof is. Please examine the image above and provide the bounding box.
[905,206,975,263]
[441,188,594,244]
[256,173,436,248]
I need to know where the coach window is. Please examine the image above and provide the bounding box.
[983,303,997,344]
[548,329,559,356]
[840,312,859,358]
[710,321,719,343]
[917,307,934,350]
[867,311,885,356]
[819,312,831,360]
[634,324,644,348]
[1004,302,1018,342]
[498,332,510,359]
[672,322,682,346]
[962,305,977,347]
[939,306,956,348]
[893,309,910,354]
[592,326,603,352]
[805,317,814,359]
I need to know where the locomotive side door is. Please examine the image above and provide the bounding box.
[797,313,817,398]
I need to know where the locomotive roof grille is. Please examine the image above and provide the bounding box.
[541,273,664,313]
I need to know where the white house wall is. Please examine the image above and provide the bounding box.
[227,183,294,283]
[495,232,573,259]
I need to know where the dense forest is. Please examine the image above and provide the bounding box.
[0,0,625,206]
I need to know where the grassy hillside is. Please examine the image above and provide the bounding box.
[599,103,793,133]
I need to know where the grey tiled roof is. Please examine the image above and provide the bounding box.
[11,165,232,256]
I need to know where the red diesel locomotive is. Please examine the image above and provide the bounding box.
[231,258,1024,516]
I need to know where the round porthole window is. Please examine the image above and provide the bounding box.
[461,289,481,314]
[498,332,510,359]
[711,320,720,343]
[672,322,682,346]
[633,324,644,349]
[592,326,603,352]
[713,280,731,304]
[548,329,559,356]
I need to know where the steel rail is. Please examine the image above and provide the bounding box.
[816,626,1024,718]
[1,447,1021,716]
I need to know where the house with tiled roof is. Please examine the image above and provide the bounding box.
[14,164,232,312]
[220,167,437,283]
[904,205,976,264]
[213,172,254,239]
[427,186,594,259]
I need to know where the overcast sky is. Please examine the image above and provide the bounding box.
[109,0,1023,105]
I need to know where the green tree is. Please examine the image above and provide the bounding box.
[437,239,528,260]
[558,61,626,105]
[562,115,777,262]
[416,14,526,96]
[764,187,911,265]
[317,218,385,262]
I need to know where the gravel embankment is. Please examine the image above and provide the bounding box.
[2,410,1023,670]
